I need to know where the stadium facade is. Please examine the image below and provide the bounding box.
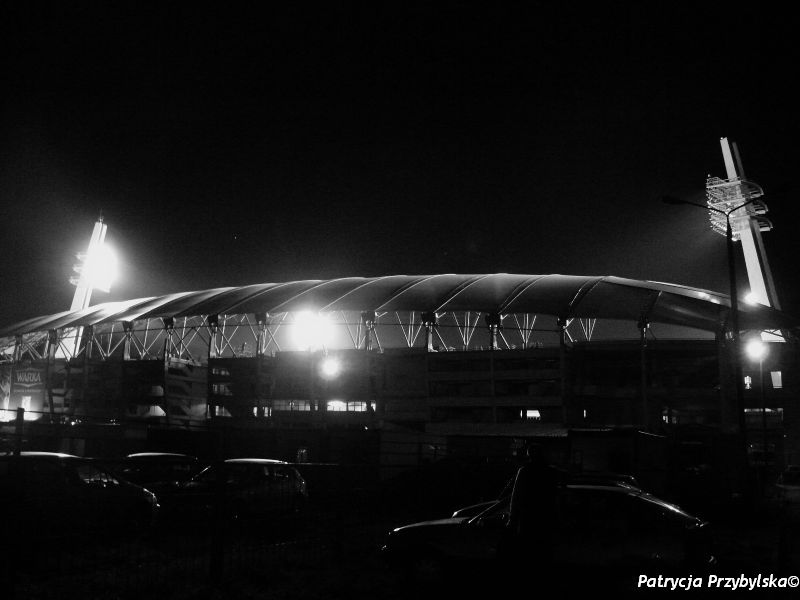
[1,274,798,483]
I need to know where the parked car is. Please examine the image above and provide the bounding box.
[384,484,714,584]
[450,470,643,518]
[0,452,159,540]
[451,500,499,519]
[163,458,308,521]
[102,452,202,493]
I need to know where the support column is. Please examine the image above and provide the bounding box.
[485,313,502,423]
[255,313,267,358]
[717,326,737,433]
[163,318,174,425]
[45,330,57,421]
[485,313,501,351]
[13,335,22,363]
[422,312,438,352]
[361,311,377,351]
[638,317,650,430]
[119,322,134,421]
[79,325,94,417]
[123,321,133,361]
[557,317,570,426]
[255,313,267,418]
[207,315,218,419]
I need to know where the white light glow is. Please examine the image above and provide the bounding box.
[84,243,117,292]
[292,311,334,350]
[320,357,341,379]
[327,400,347,412]
[744,292,759,305]
[745,339,767,361]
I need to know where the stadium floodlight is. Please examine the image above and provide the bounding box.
[744,292,759,306]
[80,243,117,293]
[69,216,117,311]
[745,338,767,362]
[292,311,334,350]
[320,356,341,379]
[60,216,118,359]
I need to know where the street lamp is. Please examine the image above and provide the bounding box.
[746,338,769,494]
[663,194,767,502]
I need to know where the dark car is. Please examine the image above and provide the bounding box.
[0,452,159,540]
[102,452,202,493]
[163,458,308,521]
[450,470,643,518]
[384,484,714,585]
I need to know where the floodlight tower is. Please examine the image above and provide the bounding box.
[706,138,782,341]
[69,216,109,311]
[63,215,116,357]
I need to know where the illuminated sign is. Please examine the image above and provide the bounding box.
[12,368,45,390]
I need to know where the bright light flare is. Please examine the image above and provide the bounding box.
[744,292,759,305]
[83,243,117,292]
[745,339,767,361]
[320,357,341,379]
[292,311,334,350]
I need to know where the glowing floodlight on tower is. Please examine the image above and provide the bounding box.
[292,311,334,350]
[69,216,117,309]
[80,243,118,293]
[706,138,782,342]
[60,215,118,358]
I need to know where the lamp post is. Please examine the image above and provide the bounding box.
[663,195,761,489]
[746,338,769,495]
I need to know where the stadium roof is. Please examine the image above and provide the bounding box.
[1,274,797,337]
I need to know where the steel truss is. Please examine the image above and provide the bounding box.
[6,310,600,363]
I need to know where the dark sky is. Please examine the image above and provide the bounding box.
[2,2,799,326]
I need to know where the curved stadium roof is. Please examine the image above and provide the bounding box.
[1,274,796,337]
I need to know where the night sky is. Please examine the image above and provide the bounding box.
[2,3,799,327]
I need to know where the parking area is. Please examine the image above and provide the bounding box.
[4,456,800,600]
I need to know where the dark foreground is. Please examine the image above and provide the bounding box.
[6,494,800,600]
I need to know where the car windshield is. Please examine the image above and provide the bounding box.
[636,492,696,521]
[468,497,510,524]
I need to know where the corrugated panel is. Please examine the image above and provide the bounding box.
[502,275,601,316]
[439,274,538,313]
[376,274,486,311]
[321,276,423,311]
[181,283,285,317]
[102,292,199,322]
[152,287,237,318]
[1,274,797,335]
[225,280,326,315]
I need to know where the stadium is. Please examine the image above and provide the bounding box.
[1,272,798,489]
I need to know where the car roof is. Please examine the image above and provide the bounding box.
[567,483,638,492]
[224,458,288,465]
[1,451,82,459]
[126,452,197,459]
[567,484,697,518]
